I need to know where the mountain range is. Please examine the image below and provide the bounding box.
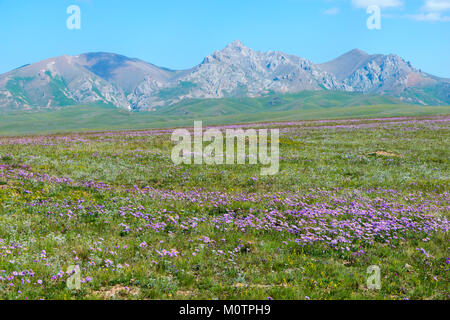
[0,40,449,112]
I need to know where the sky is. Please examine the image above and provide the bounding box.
[1,0,449,77]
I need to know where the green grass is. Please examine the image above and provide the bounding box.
[152,90,405,117]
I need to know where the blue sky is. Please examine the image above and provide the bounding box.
[1,0,449,77]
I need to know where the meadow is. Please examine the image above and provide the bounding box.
[0,115,448,300]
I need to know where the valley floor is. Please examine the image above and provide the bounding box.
[0,116,448,299]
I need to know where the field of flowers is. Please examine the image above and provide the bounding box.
[0,116,448,300]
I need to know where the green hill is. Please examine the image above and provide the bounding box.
[0,91,449,136]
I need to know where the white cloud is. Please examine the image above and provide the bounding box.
[351,0,403,8]
[323,7,340,15]
[409,12,450,21]
[348,0,450,22]
[409,0,450,21]
[422,0,450,12]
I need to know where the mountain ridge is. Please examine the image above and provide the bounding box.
[0,41,448,111]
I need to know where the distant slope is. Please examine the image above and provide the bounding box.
[0,92,448,136]
[0,55,130,110]
[79,52,178,92]
[319,49,371,81]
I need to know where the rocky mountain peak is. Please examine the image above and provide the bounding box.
[216,40,253,57]
[227,40,245,49]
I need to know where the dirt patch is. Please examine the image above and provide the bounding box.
[369,151,402,158]
[93,285,140,299]
[234,283,288,289]
[176,290,194,297]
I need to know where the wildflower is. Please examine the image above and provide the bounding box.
[139,241,148,248]
[416,248,432,258]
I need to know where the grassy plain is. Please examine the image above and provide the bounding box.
[0,115,448,299]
